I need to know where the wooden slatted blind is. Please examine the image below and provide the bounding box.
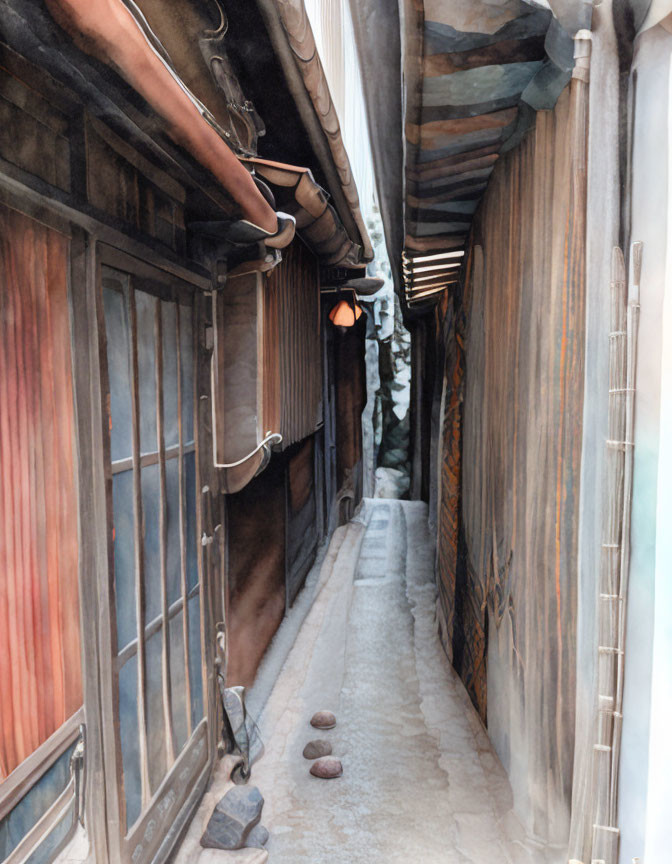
[0,204,82,780]
[263,240,322,448]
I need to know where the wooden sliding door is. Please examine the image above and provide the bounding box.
[97,249,214,864]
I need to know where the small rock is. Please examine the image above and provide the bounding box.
[310,757,343,779]
[201,785,264,850]
[246,824,269,849]
[303,739,333,760]
[310,710,336,730]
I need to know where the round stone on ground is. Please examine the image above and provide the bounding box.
[303,739,333,760]
[310,757,343,779]
[310,710,336,730]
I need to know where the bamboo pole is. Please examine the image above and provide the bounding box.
[609,241,642,823]
[590,242,641,864]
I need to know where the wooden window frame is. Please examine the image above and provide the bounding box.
[0,710,84,864]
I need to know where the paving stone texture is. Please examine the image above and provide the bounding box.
[173,499,564,863]
[249,499,565,863]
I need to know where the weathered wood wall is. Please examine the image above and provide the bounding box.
[263,239,322,449]
[285,436,318,607]
[435,81,587,843]
[225,431,322,685]
[332,313,367,523]
[225,454,286,688]
[0,204,82,779]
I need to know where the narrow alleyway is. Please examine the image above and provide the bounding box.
[179,500,562,863]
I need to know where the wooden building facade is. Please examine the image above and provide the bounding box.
[353,1,666,860]
[0,1,370,862]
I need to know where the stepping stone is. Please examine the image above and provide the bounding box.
[310,710,336,730]
[310,757,343,779]
[201,785,264,850]
[246,824,269,849]
[303,739,333,760]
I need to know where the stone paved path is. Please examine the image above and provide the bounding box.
[247,499,561,863]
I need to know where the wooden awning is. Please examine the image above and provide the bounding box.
[348,0,595,314]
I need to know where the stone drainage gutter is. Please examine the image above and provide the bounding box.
[172,511,369,863]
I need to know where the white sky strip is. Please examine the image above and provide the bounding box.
[304,0,375,227]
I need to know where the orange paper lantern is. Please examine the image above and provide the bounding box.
[328,299,363,328]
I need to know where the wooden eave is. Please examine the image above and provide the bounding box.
[0,5,241,225]
[253,0,374,263]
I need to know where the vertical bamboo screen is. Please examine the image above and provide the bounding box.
[0,204,82,780]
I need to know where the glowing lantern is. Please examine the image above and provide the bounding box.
[329,299,363,330]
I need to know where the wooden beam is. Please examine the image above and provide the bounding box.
[154,300,176,768]
[127,283,152,809]
[404,234,466,252]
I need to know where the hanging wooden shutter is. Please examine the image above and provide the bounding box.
[213,240,322,494]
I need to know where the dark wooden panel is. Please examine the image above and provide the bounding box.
[85,116,186,254]
[225,455,286,688]
[0,203,82,779]
[332,313,367,524]
[0,71,71,192]
[263,239,322,448]
[285,436,317,608]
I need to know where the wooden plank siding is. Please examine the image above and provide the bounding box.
[332,312,367,523]
[263,240,322,448]
[435,79,587,842]
[225,455,286,688]
[0,203,82,780]
[285,436,318,608]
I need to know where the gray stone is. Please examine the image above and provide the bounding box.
[200,785,264,850]
[303,739,333,760]
[310,756,343,779]
[310,710,336,730]
[246,824,269,849]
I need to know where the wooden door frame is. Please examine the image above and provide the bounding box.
[0,171,223,863]
[90,243,221,864]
